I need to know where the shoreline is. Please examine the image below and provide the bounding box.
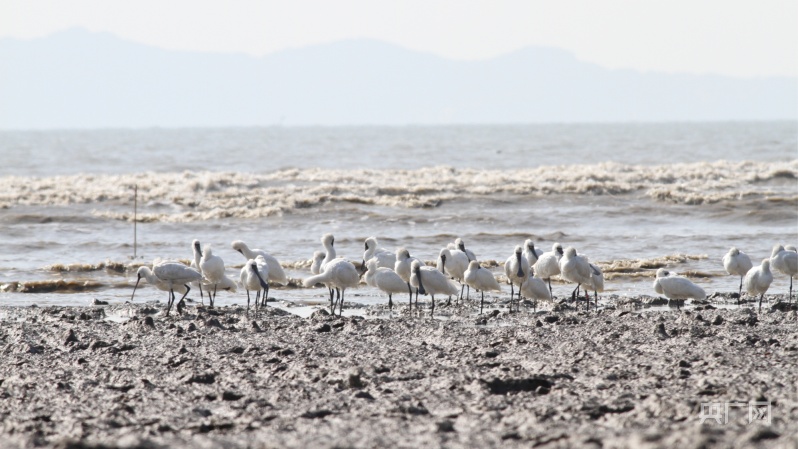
[1,300,797,448]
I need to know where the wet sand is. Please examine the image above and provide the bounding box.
[1,297,797,449]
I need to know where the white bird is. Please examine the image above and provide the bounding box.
[653,268,706,309]
[363,237,396,269]
[771,244,798,302]
[533,242,564,297]
[199,245,226,307]
[587,262,604,306]
[231,240,288,285]
[240,256,270,314]
[722,247,753,300]
[520,271,552,304]
[131,266,189,310]
[319,233,337,269]
[310,250,325,275]
[504,245,531,310]
[523,239,543,267]
[464,260,501,314]
[437,247,469,301]
[304,258,360,316]
[394,247,421,309]
[365,258,407,310]
[786,245,797,252]
[410,260,458,316]
[744,259,774,312]
[191,239,206,302]
[559,247,593,308]
[454,238,477,262]
[150,261,202,315]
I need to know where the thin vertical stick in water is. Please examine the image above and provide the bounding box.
[133,184,137,259]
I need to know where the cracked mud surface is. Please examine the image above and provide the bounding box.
[1,299,797,448]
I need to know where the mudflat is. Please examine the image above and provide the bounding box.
[1,299,796,449]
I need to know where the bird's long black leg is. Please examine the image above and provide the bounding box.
[246,289,250,315]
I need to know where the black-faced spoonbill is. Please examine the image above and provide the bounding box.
[523,239,543,267]
[437,247,469,302]
[199,245,225,307]
[131,266,189,313]
[744,259,774,312]
[150,261,202,316]
[771,245,798,302]
[411,260,458,316]
[395,248,421,309]
[559,247,593,309]
[364,258,407,310]
[504,245,531,311]
[533,243,564,298]
[363,237,396,269]
[231,240,288,286]
[520,269,552,308]
[304,258,359,316]
[240,256,270,314]
[191,239,205,302]
[653,268,706,309]
[722,247,753,301]
[464,260,501,314]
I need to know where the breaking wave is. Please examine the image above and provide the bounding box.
[0,160,794,223]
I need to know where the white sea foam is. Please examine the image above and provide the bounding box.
[0,161,794,223]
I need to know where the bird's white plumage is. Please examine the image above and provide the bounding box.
[364,237,396,268]
[744,259,773,297]
[523,239,543,267]
[723,247,753,277]
[319,233,336,270]
[454,238,477,262]
[153,261,202,288]
[533,242,564,280]
[200,245,225,284]
[437,247,469,283]
[411,260,459,298]
[135,266,189,295]
[520,274,552,300]
[653,268,706,300]
[464,260,501,293]
[231,240,288,285]
[588,263,604,294]
[310,250,325,275]
[559,247,592,287]
[394,247,420,284]
[303,258,360,291]
[365,259,408,294]
[240,256,270,293]
[771,245,798,277]
[504,245,531,288]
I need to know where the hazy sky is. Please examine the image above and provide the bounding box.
[1,0,796,77]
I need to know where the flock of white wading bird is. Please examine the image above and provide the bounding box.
[130,234,798,317]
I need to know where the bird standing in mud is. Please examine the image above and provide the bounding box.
[744,259,773,312]
[364,258,407,311]
[437,247,469,302]
[722,247,753,301]
[394,247,421,309]
[133,261,202,316]
[304,257,359,316]
[504,245,530,311]
[533,242,564,298]
[411,260,458,316]
[240,256,270,314]
[231,240,288,286]
[770,244,798,302]
[559,247,593,309]
[200,245,225,307]
[464,260,501,314]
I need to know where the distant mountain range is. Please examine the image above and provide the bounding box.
[0,28,795,128]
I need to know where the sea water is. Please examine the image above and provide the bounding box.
[0,122,796,309]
